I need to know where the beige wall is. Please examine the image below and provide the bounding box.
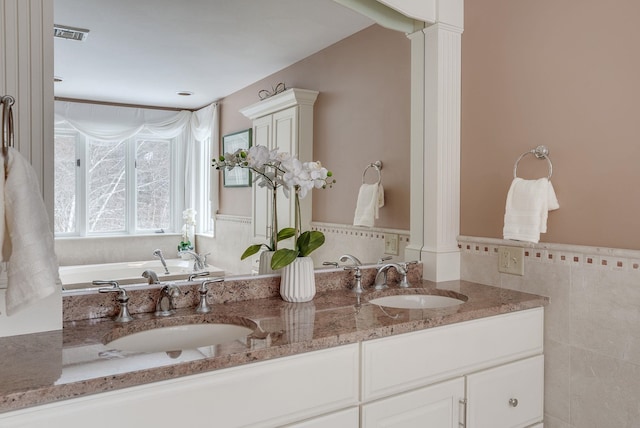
[461,0,640,250]
[218,24,411,230]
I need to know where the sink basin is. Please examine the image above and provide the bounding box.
[105,323,253,353]
[368,294,465,309]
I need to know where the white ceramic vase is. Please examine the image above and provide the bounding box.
[258,251,277,275]
[279,256,316,302]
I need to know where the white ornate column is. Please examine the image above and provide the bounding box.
[334,0,464,281]
[404,3,464,282]
[421,23,462,281]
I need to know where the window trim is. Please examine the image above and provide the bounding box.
[54,128,181,237]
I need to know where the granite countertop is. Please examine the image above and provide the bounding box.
[0,275,548,414]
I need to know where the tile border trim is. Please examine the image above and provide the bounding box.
[458,235,640,272]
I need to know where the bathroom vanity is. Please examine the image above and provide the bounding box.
[0,274,546,428]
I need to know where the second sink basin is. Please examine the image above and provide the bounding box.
[368,294,465,309]
[105,323,254,353]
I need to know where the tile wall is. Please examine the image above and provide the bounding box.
[459,235,640,428]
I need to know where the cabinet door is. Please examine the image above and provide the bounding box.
[272,106,298,232]
[252,115,274,241]
[362,377,464,428]
[466,355,544,428]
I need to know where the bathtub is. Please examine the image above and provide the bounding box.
[59,259,225,290]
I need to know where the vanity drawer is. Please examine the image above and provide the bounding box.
[466,355,544,428]
[361,308,543,401]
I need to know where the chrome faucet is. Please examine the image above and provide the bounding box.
[339,254,362,266]
[155,284,181,317]
[373,263,408,291]
[153,249,170,274]
[94,280,134,323]
[142,269,160,284]
[179,250,207,271]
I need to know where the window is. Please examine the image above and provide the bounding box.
[54,129,178,236]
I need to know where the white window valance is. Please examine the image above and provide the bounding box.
[54,100,216,143]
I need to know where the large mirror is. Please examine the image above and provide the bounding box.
[54,0,412,289]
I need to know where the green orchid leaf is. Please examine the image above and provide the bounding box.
[271,249,299,270]
[297,231,325,257]
[277,227,296,242]
[240,244,264,260]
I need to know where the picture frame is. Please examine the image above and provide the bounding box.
[222,128,252,187]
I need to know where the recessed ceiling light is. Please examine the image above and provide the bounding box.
[54,76,63,83]
[177,91,193,96]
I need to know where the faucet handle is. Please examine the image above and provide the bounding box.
[94,281,134,323]
[95,280,127,297]
[400,260,419,269]
[323,261,339,268]
[378,255,392,264]
[189,271,210,281]
[344,266,364,294]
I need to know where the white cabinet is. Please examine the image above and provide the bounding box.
[285,407,359,428]
[362,377,465,428]
[0,344,359,428]
[467,355,544,428]
[361,308,545,428]
[240,88,318,243]
[0,308,545,428]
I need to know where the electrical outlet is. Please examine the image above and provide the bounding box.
[384,233,399,255]
[498,246,524,275]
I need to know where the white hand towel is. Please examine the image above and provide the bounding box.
[4,148,60,315]
[353,183,384,228]
[503,177,559,244]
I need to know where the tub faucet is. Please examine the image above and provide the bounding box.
[153,249,170,274]
[142,269,160,285]
[179,250,207,271]
[373,263,407,291]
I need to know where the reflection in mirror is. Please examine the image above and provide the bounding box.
[54,1,412,291]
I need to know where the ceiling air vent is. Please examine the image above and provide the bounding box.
[54,24,90,41]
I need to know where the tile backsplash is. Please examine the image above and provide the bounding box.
[459,235,640,428]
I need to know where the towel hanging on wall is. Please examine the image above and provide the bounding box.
[2,148,59,315]
[503,177,559,243]
[354,161,384,227]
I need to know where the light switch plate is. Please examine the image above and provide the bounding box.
[384,233,399,255]
[498,246,524,275]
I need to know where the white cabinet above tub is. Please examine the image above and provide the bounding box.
[0,307,544,428]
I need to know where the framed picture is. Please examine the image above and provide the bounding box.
[222,128,252,187]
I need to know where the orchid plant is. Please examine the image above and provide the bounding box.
[213,145,335,270]
[178,208,197,251]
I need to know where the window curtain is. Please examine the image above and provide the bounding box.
[54,100,218,233]
[184,102,219,234]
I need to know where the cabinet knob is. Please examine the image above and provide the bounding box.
[508,398,519,407]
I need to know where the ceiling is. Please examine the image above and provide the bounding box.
[54,0,374,109]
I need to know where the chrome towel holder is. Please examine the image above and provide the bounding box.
[513,145,553,179]
[1,95,15,178]
[362,160,382,184]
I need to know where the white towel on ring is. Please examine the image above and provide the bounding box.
[4,148,60,315]
[503,177,559,244]
[353,183,384,228]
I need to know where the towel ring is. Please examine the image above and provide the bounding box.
[362,161,382,184]
[513,145,553,179]
[1,95,15,178]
